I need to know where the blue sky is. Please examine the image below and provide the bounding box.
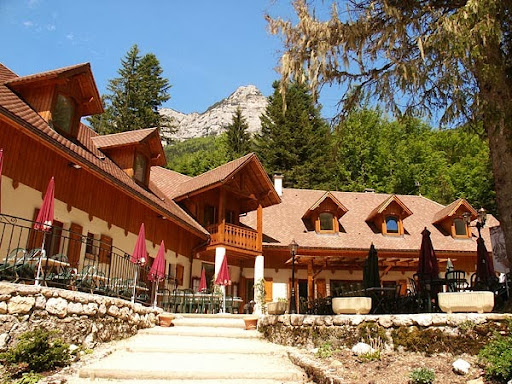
[0,0,342,120]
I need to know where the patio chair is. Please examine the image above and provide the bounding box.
[0,248,26,281]
[135,281,150,304]
[45,254,74,288]
[445,270,469,292]
[158,288,172,310]
[118,279,134,300]
[225,295,234,314]
[76,265,97,293]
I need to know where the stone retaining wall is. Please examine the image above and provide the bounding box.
[0,282,161,350]
[260,313,512,350]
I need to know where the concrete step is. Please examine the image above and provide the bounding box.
[78,352,305,382]
[171,317,246,329]
[125,334,286,355]
[139,325,262,339]
[68,378,303,384]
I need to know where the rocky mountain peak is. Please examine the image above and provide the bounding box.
[160,85,268,142]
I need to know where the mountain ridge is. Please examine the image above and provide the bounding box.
[160,85,268,142]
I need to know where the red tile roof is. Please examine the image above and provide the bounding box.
[366,194,413,222]
[172,153,256,199]
[91,128,158,149]
[0,64,17,83]
[6,63,90,85]
[241,188,498,254]
[149,166,192,201]
[432,198,477,224]
[0,63,207,238]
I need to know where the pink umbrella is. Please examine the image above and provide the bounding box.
[199,268,207,292]
[34,177,55,285]
[131,223,147,303]
[0,149,3,213]
[215,255,231,312]
[149,240,166,308]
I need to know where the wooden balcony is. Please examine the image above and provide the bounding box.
[206,223,260,253]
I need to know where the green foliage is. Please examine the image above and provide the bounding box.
[0,329,71,377]
[478,334,512,383]
[316,342,333,358]
[357,322,389,346]
[359,350,381,362]
[164,135,228,176]
[331,108,495,214]
[225,107,252,161]
[14,372,43,384]
[254,81,332,189]
[88,44,172,134]
[409,368,435,384]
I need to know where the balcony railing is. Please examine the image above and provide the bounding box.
[0,214,177,307]
[207,223,259,252]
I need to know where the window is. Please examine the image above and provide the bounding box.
[225,210,235,224]
[454,218,469,237]
[85,232,97,258]
[133,153,148,184]
[385,216,399,234]
[203,205,216,227]
[52,94,75,134]
[319,212,334,231]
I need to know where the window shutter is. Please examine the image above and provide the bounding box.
[98,235,112,264]
[264,278,273,302]
[317,279,327,298]
[176,264,184,286]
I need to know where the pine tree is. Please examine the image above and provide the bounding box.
[255,81,332,189]
[88,44,171,134]
[225,107,251,161]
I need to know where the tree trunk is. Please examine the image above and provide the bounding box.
[478,37,512,265]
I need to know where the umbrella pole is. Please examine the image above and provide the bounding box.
[152,280,157,308]
[223,286,226,313]
[132,268,138,303]
[35,233,47,286]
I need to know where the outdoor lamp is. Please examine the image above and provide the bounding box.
[289,239,298,314]
[476,207,487,239]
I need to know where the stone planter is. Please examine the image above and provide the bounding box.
[158,313,175,327]
[244,316,258,330]
[267,301,287,315]
[438,291,494,314]
[332,297,372,315]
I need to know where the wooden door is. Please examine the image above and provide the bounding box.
[317,279,327,298]
[67,223,83,268]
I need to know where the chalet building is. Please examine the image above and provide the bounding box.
[241,179,499,309]
[0,61,500,312]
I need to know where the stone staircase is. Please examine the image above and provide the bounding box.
[67,314,308,383]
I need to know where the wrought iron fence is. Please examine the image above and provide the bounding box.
[0,213,176,306]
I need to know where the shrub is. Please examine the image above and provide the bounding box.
[15,371,43,384]
[478,334,512,383]
[316,342,334,358]
[0,329,71,378]
[359,350,381,362]
[409,367,435,384]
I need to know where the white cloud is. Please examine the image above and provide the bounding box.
[46,24,56,31]
[66,33,74,40]
[27,0,40,9]
[23,20,33,27]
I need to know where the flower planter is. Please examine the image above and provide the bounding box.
[332,297,372,315]
[267,301,287,315]
[243,316,258,330]
[438,291,494,314]
[158,313,175,327]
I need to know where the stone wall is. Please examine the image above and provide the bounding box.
[259,313,512,350]
[0,282,160,350]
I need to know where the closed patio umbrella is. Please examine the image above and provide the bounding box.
[215,255,231,313]
[446,258,454,274]
[475,237,495,289]
[363,243,380,290]
[131,223,147,303]
[149,240,166,308]
[34,177,55,286]
[417,227,439,281]
[199,268,207,292]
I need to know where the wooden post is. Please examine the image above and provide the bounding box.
[219,189,225,243]
[308,260,314,304]
[257,203,263,252]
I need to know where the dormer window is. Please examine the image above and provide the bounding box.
[385,216,399,234]
[52,94,76,135]
[432,198,477,239]
[319,212,335,232]
[366,195,412,236]
[133,153,148,184]
[453,218,470,238]
[302,192,348,234]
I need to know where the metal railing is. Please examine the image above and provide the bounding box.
[0,213,176,306]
